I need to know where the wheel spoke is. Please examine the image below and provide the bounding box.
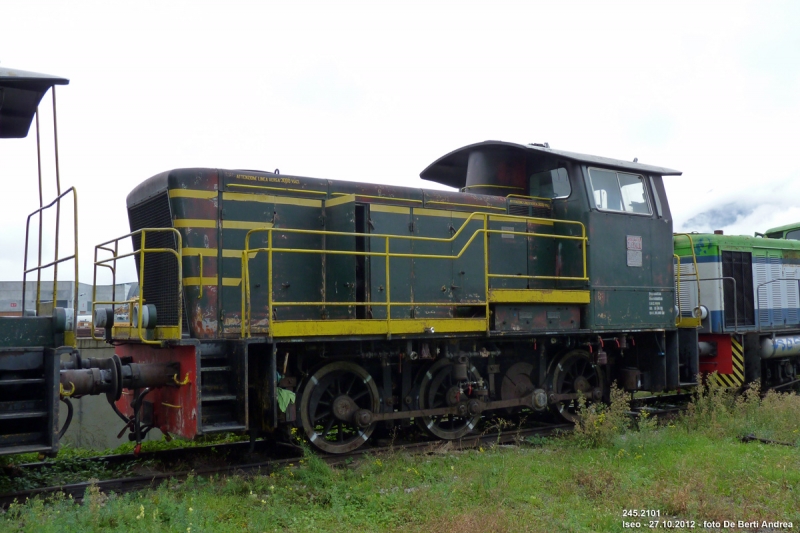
[322,416,335,436]
[345,375,357,396]
[351,390,369,402]
[314,410,331,423]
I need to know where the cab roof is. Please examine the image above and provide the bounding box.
[764,222,800,236]
[0,67,69,138]
[420,140,682,189]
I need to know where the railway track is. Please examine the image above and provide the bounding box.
[0,422,571,508]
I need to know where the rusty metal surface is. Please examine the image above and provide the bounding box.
[114,344,199,439]
[494,305,579,332]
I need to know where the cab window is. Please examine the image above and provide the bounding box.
[529,167,570,199]
[588,168,651,215]
[785,229,800,240]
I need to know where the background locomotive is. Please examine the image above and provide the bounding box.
[3,66,800,457]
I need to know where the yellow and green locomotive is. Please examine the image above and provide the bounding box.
[94,141,689,453]
[674,228,800,392]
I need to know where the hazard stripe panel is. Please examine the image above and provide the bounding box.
[731,337,745,385]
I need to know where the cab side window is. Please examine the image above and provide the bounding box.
[588,168,651,215]
[529,167,571,199]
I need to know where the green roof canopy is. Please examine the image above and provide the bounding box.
[0,67,69,139]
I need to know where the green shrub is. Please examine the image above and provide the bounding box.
[573,383,630,448]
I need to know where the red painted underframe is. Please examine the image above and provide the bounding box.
[698,334,733,375]
[115,344,199,439]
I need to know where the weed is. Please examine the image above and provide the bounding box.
[573,383,630,448]
[636,409,658,433]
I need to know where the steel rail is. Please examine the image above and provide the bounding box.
[0,423,571,508]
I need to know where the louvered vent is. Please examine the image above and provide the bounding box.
[675,260,698,317]
[508,200,552,218]
[508,204,530,216]
[127,193,188,332]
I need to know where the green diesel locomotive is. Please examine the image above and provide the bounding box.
[95,141,692,454]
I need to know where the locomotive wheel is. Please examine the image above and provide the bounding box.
[418,358,482,440]
[299,361,380,454]
[549,350,604,423]
[500,362,535,412]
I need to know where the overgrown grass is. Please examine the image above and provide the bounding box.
[0,432,248,494]
[3,380,799,532]
[572,383,631,448]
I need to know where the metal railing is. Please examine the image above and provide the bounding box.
[22,187,79,329]
[91,228,183,344]
[21,88,79,345]
[240,211,587,338]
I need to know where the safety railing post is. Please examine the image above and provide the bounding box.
[268,229,274,338]
[385,236,391,332]
[483,215,490,332]
[674,254,682,325]
[137,231,147,341]
[241,250,247,338]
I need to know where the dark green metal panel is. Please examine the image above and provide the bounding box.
[0,317,55,348]
[221,195,275,336]
[488,217,527,289]
[526,220,558,289]
[412,210,454,318]
[324,202,357,319]
[269,203,324,321]
[368,208,412,319]
[593,288,672,328]
[0,317,61,456]
[584,170,675,329]
[452,216,485,307]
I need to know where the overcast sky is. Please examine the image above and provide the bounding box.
[1,0,798,284]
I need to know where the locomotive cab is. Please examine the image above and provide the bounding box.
[422,141,679,329]
[423,141,684,390]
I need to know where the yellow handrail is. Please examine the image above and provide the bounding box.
[240,211,588,338]
[91,228,183,344]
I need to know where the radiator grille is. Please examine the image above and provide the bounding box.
[508,201,552,218]
[128,193,186,331]
[530,204,552,218]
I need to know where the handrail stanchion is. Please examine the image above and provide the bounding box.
[241,250,247,339]
[136,231,146,341]
[674,254,682,326]
[385,236,391,332]
[268,229,274,339]
[483,214,490,333]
